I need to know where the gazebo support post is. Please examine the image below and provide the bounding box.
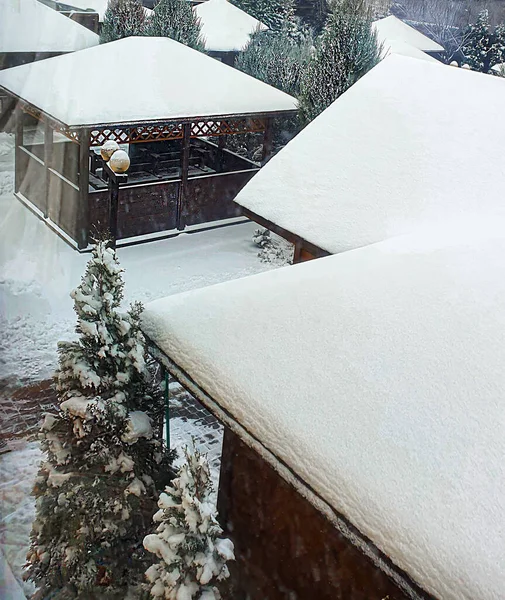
[77,127,90,250]
[218,135,226,172]
[43,119,53,219]
[261,118,274,165]
[177,123,191,231]
[14,105,22,195]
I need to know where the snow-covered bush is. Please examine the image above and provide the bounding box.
[26,241,173,599]
[252,228,294,265]
[100,0,147,43]
[146,0,205,51]
[144,445,234,600]
[299,0,381,123]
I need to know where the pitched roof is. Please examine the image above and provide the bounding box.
[0,0,99,54]
[234,55,505,255]
[373,15,444,53]
[58,0,151,21]
[195,0,267,52]
[0,36,297,127]
[380,38,440,63]
[141,222,505,600]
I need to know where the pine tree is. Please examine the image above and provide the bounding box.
[144,445,234,600]
[461,10,505,74]
[236,27,313,97]
[231,0,296,32]
[299,0,381,123]
[145,0,205,51]
[100,0,147,44]
[26,241,173,599]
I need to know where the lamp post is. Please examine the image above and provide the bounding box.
[100,141,130,249]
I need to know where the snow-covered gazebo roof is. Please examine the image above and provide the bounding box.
[0,36,297,129]
[141,222,505,600]
[195,0,268,52]
[0,0,99,54]
[234,55,505,255]
[56,0,152,22]
[373,15,444,53]
[380,38,440,63]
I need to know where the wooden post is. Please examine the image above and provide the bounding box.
[177,123,191,231]
[218,134,226,172]
[43,119,53,219]
[77,128,90,250]
[261,118,274,166]
[14,105,23,195]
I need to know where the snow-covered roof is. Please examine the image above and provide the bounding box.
[57,0,151,21]
[141,222,505,600]
[195,0,267,52]
[0,0,99,54]
[235,55,505,255]
[57,0,107,20]
[373,15,444,53]
[381,38,439,63]
[0,36,297,127]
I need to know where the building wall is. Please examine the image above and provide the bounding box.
[218,428,430,600]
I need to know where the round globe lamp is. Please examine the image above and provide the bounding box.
[109,150,130,174]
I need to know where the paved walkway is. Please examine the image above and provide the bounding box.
[0,377,223,475]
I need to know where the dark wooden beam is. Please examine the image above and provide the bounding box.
[77,127,90,249]
[43,119,53,219]
[261,118,274,165]
[14,104,22,195]
[177,123,191,231]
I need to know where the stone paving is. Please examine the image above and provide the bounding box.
[0,376,224,476]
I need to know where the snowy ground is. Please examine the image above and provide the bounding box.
[0,133,281,383]
[0,131,287,596]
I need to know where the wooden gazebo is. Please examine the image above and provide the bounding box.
[0,36,297,249]
[233,55,505,262]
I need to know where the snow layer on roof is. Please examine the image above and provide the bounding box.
[0,0,99,53]
[373,15,444,53]
[0,37,296,127]
[141,221,505,600]
[61,0,152,21]
[195,0,267,52]
[235,55,505,255]
[381,39,439,63]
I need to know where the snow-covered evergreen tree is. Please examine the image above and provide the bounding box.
[144,445,234,600]
[461,10,505,73]
[299,0,381,123]
[236,26,313,97]
[146,0,205,51]
[231,0,296,32]
[26,241,173,599]
[100,0,147,43]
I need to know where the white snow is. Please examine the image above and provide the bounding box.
[195,0,268,52]
[0,37,297,128]
[122,411,153,444]
[0,440,43,597]
[141,221,505,600]
[491,62,505,76]
[235,55,505,255]
[0,0,99,53]
[380,38,440,63]
[373,15,444,53]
